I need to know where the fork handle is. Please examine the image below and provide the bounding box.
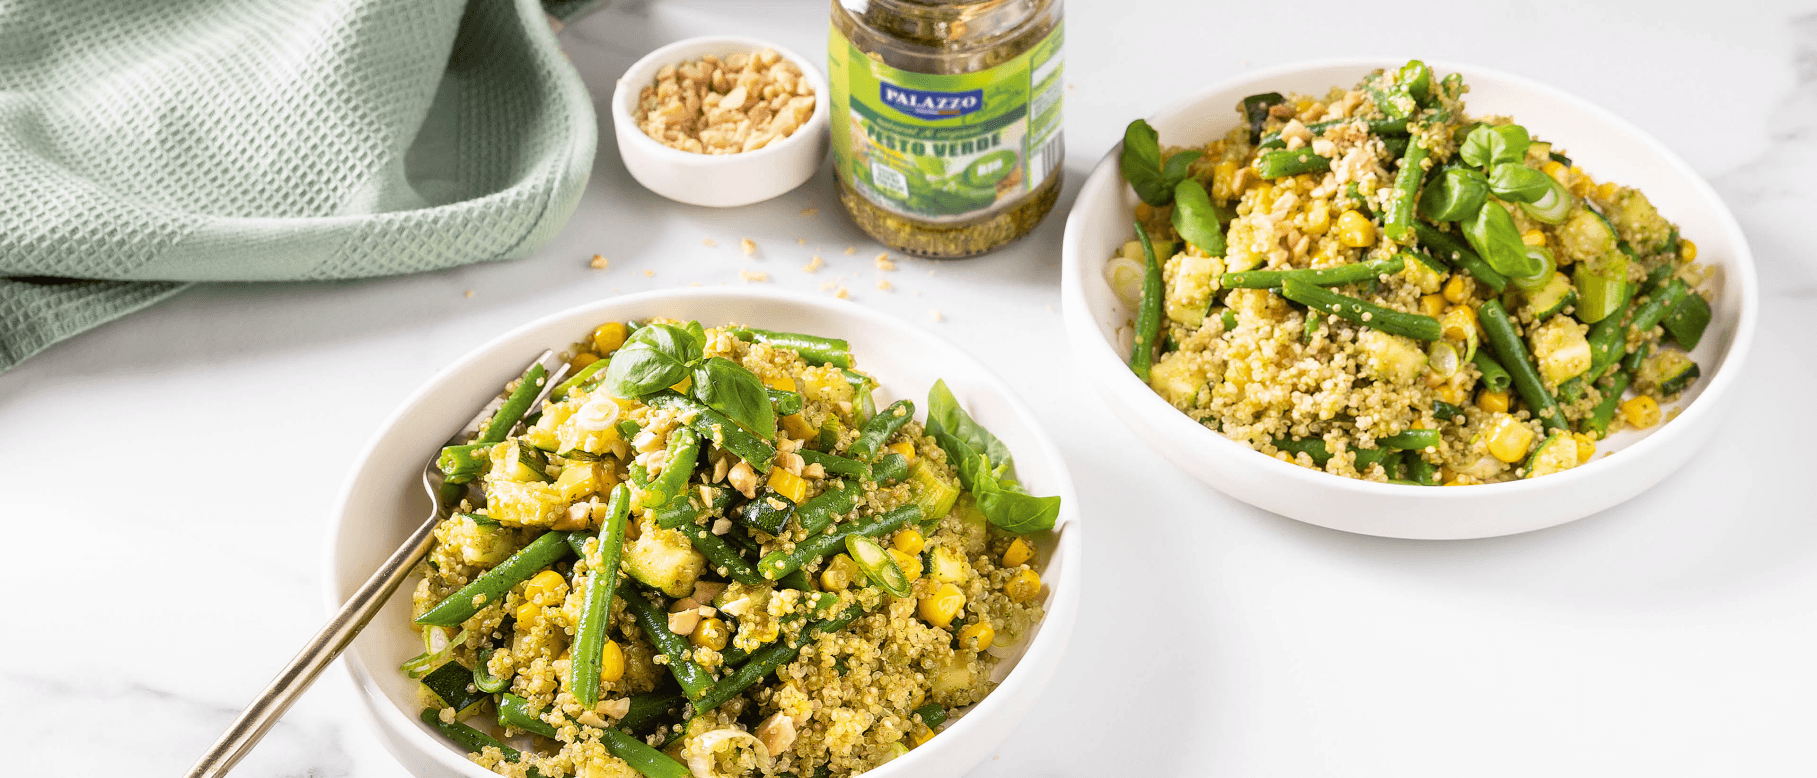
[185,512,442,778]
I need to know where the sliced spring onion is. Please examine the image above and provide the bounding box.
[401,627,469,679]
[1104,255,1146,308]
[1519,174,1574,224]
[1427,340,1461,378]
[844,535,911,597]
[1509,245,1557,293]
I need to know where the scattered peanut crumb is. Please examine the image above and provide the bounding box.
[464,289,474,298]
[874,253,896,271]
[802,256,825,273]
[589,254,609,269]
[739,269,770,282]
[643,269,655,277]
[843,246,856,255]
[703,239,718,248]
[800,207,818,216]
[818,281,836,291]
[928,309,943,322]
[876,279,894,291]
[688,281,702,287]
[740,238,757,256]
[834,286,850,299]
[796,237,806,245]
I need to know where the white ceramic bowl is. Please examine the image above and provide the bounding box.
[326,288,1081,776]
[1060,59,1759,540]
[611,36,831,207]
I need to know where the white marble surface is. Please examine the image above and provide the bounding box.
[5,0,1816,775]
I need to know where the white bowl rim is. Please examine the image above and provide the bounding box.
[322,286,1083,778]
[611,35,832,167]
[1060,56,1760,501]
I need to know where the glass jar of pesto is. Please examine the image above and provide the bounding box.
[828,0,1064,258]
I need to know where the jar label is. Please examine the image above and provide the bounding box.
[828,21,1064,223]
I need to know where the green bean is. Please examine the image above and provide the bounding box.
[799,449,869,479]
[913,703,948,729]
[1352,447,1394,472]
[637,429,699,510]
[1582,371,1633,438]
[725,326,854,369]
[1585,311,1627,381]
[1627,278,1690,350]
[1281,278,1442,341]
[652,491,704,530]
[1622,342,1650,374]
[1272,437,1332,466]
[758,505,921,582]
[498,693,560,739]
[437,443,493,485]
[1556,377,1586,404]
[645,391,776,473]
[1222,256,1405,289]
[689,524,767,587]
[619,689,686,737]
[737,489,794,535]
[420,708,521,762]
[572,484,630,707]
[1471,349,1512,392]
[767,388,805,417]
[1479,300,1567,431]
[871,452,910,484]
[849,400,914,461]
[623,589,714,701]
[553,358,610,399]
[1406,456,1440,486]
[1130,221,1164,381]
[1256,148,1331,179]
[1258,117,1409,149]
[416,531,573,627]
[1413,222,1508,291]
[1433,400,1466,423]
[478,362,550,445]
[1383,138,1430,243]
[692,603,870,713]
[1377,429,1441,450]
[599,725,694,778]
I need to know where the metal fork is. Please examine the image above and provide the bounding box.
[185,350,570,778]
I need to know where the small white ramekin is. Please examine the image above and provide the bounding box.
[611,36,831,208]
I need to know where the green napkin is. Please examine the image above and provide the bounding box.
[0,0,598,372]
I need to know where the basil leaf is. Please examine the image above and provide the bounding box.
[1460,124,1530,170]
[1487,162,1552,204]
[690,357,776,440]
[599,340,690,398]
[1398,60,1432,105]
[681,322,707,362]
[1120,119,1201,207]
[974,478,1061,534]
[1241,92,1285,143]
[1417,167,1488,222]
[926,379,1018,484]
[1171,178,1226,257]
[1462,202,1540,278]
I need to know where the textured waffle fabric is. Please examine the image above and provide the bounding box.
[0,0,597,371]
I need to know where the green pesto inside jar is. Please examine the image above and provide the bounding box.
[828,0,1064,258]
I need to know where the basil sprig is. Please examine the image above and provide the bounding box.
[926,380,1060,534]
[600,322,776,439]
[1421,123,1548,280]
[1120,118,1202,207]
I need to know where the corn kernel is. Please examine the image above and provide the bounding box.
[1002,538,1034,567]
[781,413,817,440]
[1420,293,1446,319]
[892,528,926,556]
[909,723,936,748]
[516,602,543,626]
[598,640,625,682]
[1595,181,1620,201]
[1486,414,1537,463]
[1436,383,1469,406]
[1680,239,1698,262]
[958,623,996,651]
[570,352,600,370]
[762,374,798,392]
[1443,275,1473,305]
[768,468,809,504]
[886,440,917,465]
[1521,230,1547,247]
[1304,200,1331,236]
[1572,432,1597,462]
[890,548,924,581]
[1620,395,1661,428]
[525,569,568,603]
[1005,569,1042,603]
[691,617,729,652]
[1337,210,1376,248]
[670,376,692,394]
[1213,160,1241,200]
[592,322,629,355]
[919,583,966,627]
[1441,307,1477,342]
[1477,389,1510,414]
[1443,479,1468,486]
[821,554,860,592]
[1134,202,1153,220]
[1542,160,1569,184]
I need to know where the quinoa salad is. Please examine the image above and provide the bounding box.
[1108,60,1716,485]
[406,319,1060,778]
